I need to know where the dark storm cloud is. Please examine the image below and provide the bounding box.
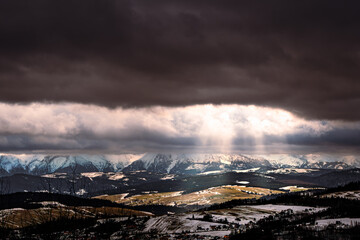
[286,129,360,147]
[0,134,197,153]
[1,0,360,120]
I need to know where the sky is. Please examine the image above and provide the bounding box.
[0,0,360,154]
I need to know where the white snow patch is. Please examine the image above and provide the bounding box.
[36,201,66,207]
[279,186,310,191]
[160,174,175,180]
[236,181,249,184]
[76,189,87,196]
[198,170,224,175]
[267,168,319,174]
[233,167,260,173]
[41,173,67,178]
[108,173,126,180]
[119,193,129,199]
[81,172,103,178]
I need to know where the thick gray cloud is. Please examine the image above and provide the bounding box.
[0,1,360,120]
[0,103,358,153]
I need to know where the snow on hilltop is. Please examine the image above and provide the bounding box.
[0,153,359,175]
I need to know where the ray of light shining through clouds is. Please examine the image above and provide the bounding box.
[0,103,357,153]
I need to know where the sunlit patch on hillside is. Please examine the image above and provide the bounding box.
[95,185,284,207]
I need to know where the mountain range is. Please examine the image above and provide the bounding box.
[1,153,360,176]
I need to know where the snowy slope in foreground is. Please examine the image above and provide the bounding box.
[144,204,326,235]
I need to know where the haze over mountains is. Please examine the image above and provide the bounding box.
[1,153,359,176]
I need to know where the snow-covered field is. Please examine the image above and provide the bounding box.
[80,172,126,181]
[193,231,231,237]
[198,170,224,175]
[322,190,360,200]
[143,204,326,237]
[267,168,319,174]
[279,186,311,192]
[250,204,325,213]
[316,218,360,227]
[232,168,260,173]
[208,204,326,225]
[143,214,226,234]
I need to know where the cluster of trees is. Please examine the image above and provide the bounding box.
[0,192,126,210]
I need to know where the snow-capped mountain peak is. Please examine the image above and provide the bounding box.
[0,153,359,176]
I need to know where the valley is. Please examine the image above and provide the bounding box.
[1,182,360,239]
[0,153,360,239]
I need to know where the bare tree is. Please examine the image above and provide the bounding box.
[66,164,78,196]
[40,177,53,194]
